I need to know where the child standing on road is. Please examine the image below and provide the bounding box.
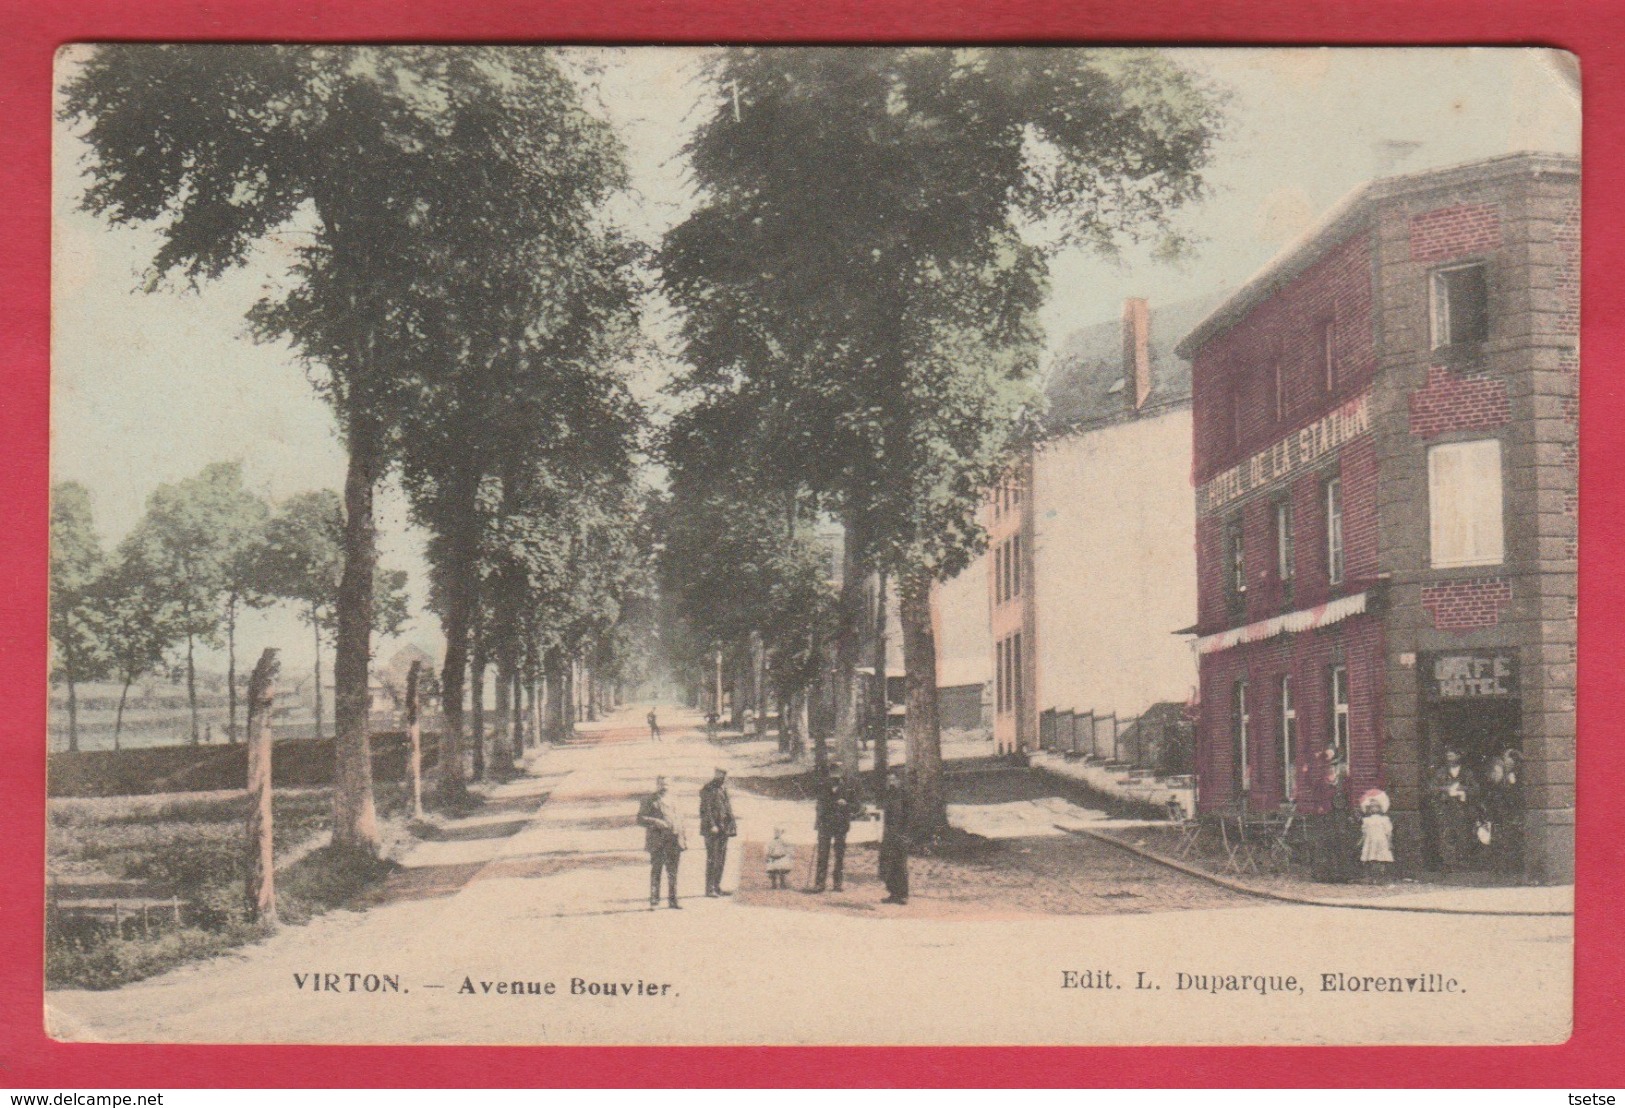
[764,826,793,890]
[1360,789,1394,883]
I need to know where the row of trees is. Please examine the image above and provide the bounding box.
[48,464,408,751]
[656,48,1222,836]
[60,46,652,855]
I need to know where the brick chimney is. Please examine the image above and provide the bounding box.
[1122,297,1151,409]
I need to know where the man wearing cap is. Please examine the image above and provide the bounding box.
[699,767,737,897]
[637,776,686,909]
[813,763,855,892]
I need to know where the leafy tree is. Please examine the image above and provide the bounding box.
[256,489,409,738]
[117,462,266,745]
[89,555,183,749]
[49,483,109,752]
[662,47,1221,833]
[61,44,620,854]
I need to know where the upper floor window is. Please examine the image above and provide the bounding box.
[1010,533,1022,598]
[1428,439,1505,568]
[1431,263,1489,349]
[1274,499,1294,583]
[1227,517,1247,598]
[1273,360,1286,423]
[1325,477,1345,585]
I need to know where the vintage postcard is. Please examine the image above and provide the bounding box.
[44,44,1578,1046]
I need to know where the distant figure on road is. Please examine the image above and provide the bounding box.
[813,763,854,893]
[637,776,686,910]
[705,710,719,740]
[879,768,910,905]
[647,708,662,742]
[699,767,738,897]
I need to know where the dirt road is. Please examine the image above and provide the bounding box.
[47,708,1573,1045]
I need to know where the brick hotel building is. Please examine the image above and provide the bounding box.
[1179,153,1578,881]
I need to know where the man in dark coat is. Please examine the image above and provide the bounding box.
[1429,747,1477,872]
[699,767,737,897]
[637,776,686,909]
[813,763,855,892]
[879,768,910,904]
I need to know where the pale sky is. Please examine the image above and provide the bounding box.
[51,46,1580,675]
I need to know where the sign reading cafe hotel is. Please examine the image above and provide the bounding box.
[1197,393,1371,514]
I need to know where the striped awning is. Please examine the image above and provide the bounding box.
[1195,591,1369,655]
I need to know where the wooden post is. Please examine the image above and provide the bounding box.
[245,648,280,925]
[405,660,423,819]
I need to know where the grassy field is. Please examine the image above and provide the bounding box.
[47,784,414,990]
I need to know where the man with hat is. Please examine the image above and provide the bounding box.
[637,776,686,909]
[813,762,855,892]
[699,767,738,896]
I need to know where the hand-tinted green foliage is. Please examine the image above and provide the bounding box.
[256,489,409,638]
[50,483,111,692]
[661,47,1223,579]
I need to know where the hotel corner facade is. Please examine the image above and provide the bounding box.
[1181,152,1578,882]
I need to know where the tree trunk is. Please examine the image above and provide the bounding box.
[226,597,239,743]
[244,648,280,925]
[523,671,537,752]
[872,570,890,781]
[584,664,598,723]
[330,420,382,856]
[114,679,130,751]
[186,629,200,744]
[544,661,564,742]
[311,609,324,741]
[434,479,481,802]
[470,632,487,781]
[832,513,868,779]
[491,649,514,777]
[900,569,946,840]
[405,659,424,818]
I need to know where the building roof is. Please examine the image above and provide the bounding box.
[1039,292,1227,436]
[1176,151,1579,360]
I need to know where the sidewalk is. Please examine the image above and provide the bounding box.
[1086,822,1574,916]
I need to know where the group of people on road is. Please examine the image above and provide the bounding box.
[635,761,912,909]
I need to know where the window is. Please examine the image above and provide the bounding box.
[1011,632,1022,717]
[1428,439,1505,568]
[1232,680,1251,795]
[1320,319,1337,392]
[995,638,1006,714]
[1329,665,1349,761]
[1010,533,1022,598]
[1325,477,1344,586]
[1274,499,1294,583]
[1227,518,1247,597]
[1431,263,1489,348]
[1280,675,1298,800]
[1273,361,1286,423]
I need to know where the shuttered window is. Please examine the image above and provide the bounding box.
[1428,439,1505,568]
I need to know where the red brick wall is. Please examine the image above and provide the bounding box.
[1407,365,1512,438]
[1192,231,1376,483]
[1408,202,1503,264]
[1420,577,1513,631]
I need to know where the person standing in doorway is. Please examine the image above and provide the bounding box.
[647,708,662,743]
[1429,747,1476,872]
[637,776,685,909]
[699,767,737,896]
[813,763,854,892]
[879,768,910,905]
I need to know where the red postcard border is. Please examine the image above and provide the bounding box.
[2,0,1620,1088]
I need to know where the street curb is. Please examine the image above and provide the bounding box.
[1061,824,1574,918]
